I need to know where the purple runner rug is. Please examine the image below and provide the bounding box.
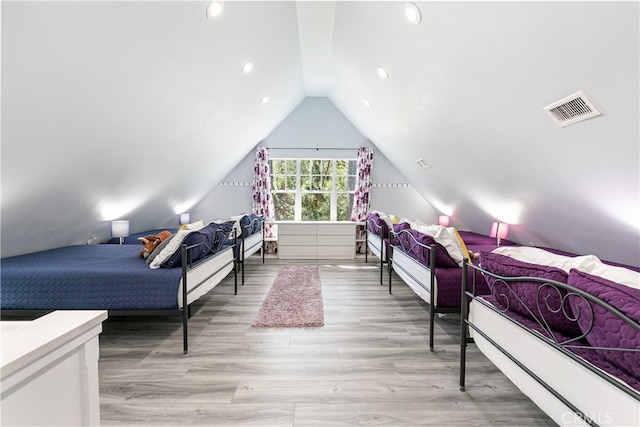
[252,265,324,327]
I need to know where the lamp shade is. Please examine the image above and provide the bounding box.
[179,213,191,225]
[438,215,450,227]
[489,222,509,240]
[111,220,130,238]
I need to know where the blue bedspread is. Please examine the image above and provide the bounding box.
[1,244,183,310]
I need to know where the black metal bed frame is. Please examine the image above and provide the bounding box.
[389,228,461,351]
[236,216,266,285]
[1,230,238,355]
[459,259,640,426]
[364,217,389,286]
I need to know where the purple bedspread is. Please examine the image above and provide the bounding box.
[392,230,510,308]
[480,295,640,392]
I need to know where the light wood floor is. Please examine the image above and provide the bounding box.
[99,255,555,426]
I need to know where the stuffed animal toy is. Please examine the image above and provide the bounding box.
[138,230,172,258]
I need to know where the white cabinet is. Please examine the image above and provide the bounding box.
[278,222,357,259]
[1,310,108,426]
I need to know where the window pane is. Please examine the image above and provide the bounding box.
[286,160,297,174]
[335,160,348,171]
[302,193,330,221]
[321,160,332,175]
[285,176,297,190]
[336,193,354,221]
[272,176,285,190]
[311,175,322,191]
[273,193,295,221]
[335,176,347,191]
[270,159,282,174]
[300,160,310,174]
[311,160,322,175]
[321,175,332,190]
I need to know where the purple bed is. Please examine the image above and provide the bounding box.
[386,220,516,350]
[460,248,640,425]
[365,213,391,285]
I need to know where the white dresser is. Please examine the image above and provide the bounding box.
[277,222,357,259]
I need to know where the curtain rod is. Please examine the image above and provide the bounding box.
[267,147,360,151]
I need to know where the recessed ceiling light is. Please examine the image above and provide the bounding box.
[362,98,372,108]
[241,62,253,75]
[260,95,269,104]
[377,66,389,80]
[404,3,422,25]
[206,1,224,20]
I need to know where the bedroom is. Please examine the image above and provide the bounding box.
[1,1,638,426]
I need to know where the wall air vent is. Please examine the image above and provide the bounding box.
[544,91,602,127]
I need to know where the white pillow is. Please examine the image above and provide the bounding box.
[587,263,640,290]
[183,219,204,230]
[411,223,440,236]
[410,223,467,267]
[379,213,394,230]
[225,215,246,237]
[149,223,206,269]
[399,217,415,226]
[492,246,602,274]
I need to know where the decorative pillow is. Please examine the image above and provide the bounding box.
[392,222,411,233]
[451,228,472,262]
[161,221,235,269]
[367,213,389,238]
[227,214,246,237]
[479,251,581,337]
[238,215,251,238]
[146,234,175,264]
[568,269,640,379]
[250,215,264,235]
[410,224,467,267]
[395,228,459,268]
[162,227,212,269]
[379,213,394,231]
[149,222,206,269]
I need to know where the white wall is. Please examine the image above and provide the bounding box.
[193,97,437,222]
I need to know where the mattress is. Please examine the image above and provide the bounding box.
[0,244,217,311]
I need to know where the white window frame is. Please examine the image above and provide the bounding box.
[270,158,357,222]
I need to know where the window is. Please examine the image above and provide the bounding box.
[270,158,357,221]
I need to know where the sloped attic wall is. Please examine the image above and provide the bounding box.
[193,97,436,222]
[326,1,639,266]
[1,1,305,257]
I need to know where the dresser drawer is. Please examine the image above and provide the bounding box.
[278,246,316,259]
[317,234,355,246]
[279,234,316,246]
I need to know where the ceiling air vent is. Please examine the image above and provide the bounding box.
[544,91,602,127]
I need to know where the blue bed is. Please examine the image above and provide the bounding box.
[1,225,237,353]
[229,214,265,284]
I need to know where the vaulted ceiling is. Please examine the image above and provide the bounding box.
[2,1,639,266]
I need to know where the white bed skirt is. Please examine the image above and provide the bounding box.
[177,246,235,308]
[242,232,263,259]
[390,249,437,305]
[367,233,384,260]
[469,299,640,427]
